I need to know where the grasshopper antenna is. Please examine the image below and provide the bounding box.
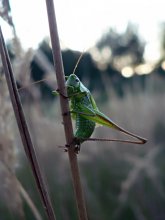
[18,78,49,91]
[18,51,85,91]
[72,51,85,75]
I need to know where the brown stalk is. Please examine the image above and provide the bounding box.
[45,1,88,220]
[0,27,56,220]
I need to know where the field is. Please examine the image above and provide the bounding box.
[0,72,165,220]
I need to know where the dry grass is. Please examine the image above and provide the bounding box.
[0,76,25,219]
[13,77,165,220]
[1,40,165,219]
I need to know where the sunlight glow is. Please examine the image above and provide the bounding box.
[161,61,165,70]
[90,47,102,62]
[121,66,134,78]
[135,64,153,75]
[101,47,112,61]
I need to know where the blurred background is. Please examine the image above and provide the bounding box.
[0,0,165,220]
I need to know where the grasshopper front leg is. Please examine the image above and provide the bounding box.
[52,89,87,99]
[63,137,81,154]
[52,89,68,98]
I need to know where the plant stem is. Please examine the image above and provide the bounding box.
[0,161,42,220]
[45,1,88,220]
[0,27,56,220]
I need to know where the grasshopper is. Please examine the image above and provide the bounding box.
[19,52,147,153]
[53,73,147,153]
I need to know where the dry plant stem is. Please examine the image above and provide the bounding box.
[0,27,56,220]
[45,1,88,220]
[19,182,43,220]
[0,161,42,220]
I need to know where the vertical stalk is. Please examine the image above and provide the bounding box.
[0,27,56,220]
[45,1,88,220]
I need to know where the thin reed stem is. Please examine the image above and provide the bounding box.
[45,1,88,220]
[0,27,56,220]
[0,161,42,220]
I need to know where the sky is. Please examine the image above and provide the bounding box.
[2,0,165,62]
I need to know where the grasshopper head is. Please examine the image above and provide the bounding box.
[66,74,80,94]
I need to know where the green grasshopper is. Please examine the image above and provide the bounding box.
[53,73,147,153]
[19,52,147,153]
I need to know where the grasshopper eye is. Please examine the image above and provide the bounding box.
[75,78,79,82]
